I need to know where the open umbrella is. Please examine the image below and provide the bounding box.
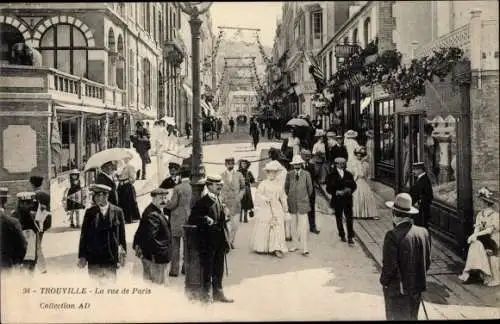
[124,148,142,171]
[162,116,176,126]
[286,118,310,127]
[84,148,135,172]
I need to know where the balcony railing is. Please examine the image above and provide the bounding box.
[0,64,125,108]
[414,24,471,59]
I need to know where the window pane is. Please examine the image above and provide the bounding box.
[58,25,71,47]
[73,28,87,47]
[57,50,71,73]
[41,27,54,47]
[41,49,55,68]
[73,50,87,77]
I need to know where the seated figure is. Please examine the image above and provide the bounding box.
[459,187,499,287]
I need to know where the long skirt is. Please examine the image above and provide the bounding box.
[117,182,141,223]
[352,178,378,219]
[251,211,287,254]
[241,186,254,211]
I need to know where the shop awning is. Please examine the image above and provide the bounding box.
[128,108,156,121]
[55,104,108,115]
[182,84,193,98]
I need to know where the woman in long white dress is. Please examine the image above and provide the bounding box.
[344,130,361,173]
[459,187,499,287]
[352,147,379,220]
[251,160,289,258]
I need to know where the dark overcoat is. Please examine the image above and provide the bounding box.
[78,204,126,265]
[409,173,434,228]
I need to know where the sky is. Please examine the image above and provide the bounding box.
[210,2,283,48]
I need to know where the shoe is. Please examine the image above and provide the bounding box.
[169,273,179,277]
[70,224,75,228]
[244,219,248,223]
[302,251,310,257]
[340,237,347,242]
[285,237,292,242]
[213,295,234,303]
[273,251,284,258]
[348,239,355,245]
[249,211,254,218]
[181,266,185,275]
[230,243,235,250]
[310,229,320,234]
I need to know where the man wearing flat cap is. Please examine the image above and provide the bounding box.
[133,188,172,284]
[220,157,245,248]
[326,157,357,244]
[1,188,27,270]
[188,174,233,303]
[409,162,434,229]
[78,184,127,281]
[381,193,431,320]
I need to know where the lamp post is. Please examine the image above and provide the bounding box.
[178,1,213,302]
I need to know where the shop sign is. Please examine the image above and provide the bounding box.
[2,125,37,173]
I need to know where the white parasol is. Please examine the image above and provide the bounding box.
[84,148,135,172]
[162,116,176,126]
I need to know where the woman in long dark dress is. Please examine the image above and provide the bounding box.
[117,156,141,223]
[239,159,255,223]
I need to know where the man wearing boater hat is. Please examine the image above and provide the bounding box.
[409,162,434,229]
[78,184,127,281]
[188,174,233,303]
[380,193,431,321]
[0,187,27,270]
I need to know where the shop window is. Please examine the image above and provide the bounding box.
[0,23,25,64]
[59,117,78,172]
[311,11,322,40]
[425,115,458,207]
[143,58,151,107]
[128,49,135,104]
[39,24,88,77]
[377,100,395,166]
[84,118,104,164]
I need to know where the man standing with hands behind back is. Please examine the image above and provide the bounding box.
[381,193,431,321]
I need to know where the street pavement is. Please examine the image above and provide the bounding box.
[2,137,499,322]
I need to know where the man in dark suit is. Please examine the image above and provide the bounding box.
[95,161,119,206]
[326,157,357,244]
[329,135,349,164]
[78,184,127,281]
[381,193,432,321]
[301,149,320,235]
[188,174,233,303]
[0,187,27,270]
[409,162,434,229]
[133,188,172,285]
[130,121,151,180]
[160,161,181,190]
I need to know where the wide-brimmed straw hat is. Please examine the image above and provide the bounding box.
[290,155,305,165]
[385,193,419,214]
[264,161,282,172]
[478,187,500,204]
[344,130,358,139]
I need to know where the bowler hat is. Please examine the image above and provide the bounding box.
[385,193,419,214]
[89,184,112,193]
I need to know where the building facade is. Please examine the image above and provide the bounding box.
[228,90,259,120]
[316,0,499,255]
[0,2,175,208]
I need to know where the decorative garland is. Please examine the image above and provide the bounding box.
[255,32,272,65]
[324,39,465,107]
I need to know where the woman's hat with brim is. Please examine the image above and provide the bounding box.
[344,130,358,139]
[385,193,419,214]
[264,160,282,172]
[478,187,500,204]
[290,155,305,165]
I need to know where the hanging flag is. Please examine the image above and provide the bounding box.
[305,52,326,93]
